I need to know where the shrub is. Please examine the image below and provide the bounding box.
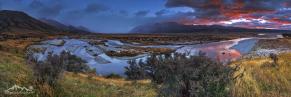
[105,73,122,79]
[27,51,90,96]
[125,59,148,80]
[125,53,233,97]
[27,52,67,86]
[27,51,89,86]
[269,53,278,66]
[87,68,97,80]
[66,53,89,73]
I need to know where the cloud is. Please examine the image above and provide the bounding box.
[155,9,169,16]
[119,10,129,16]
[29,0,43,9]
[28,1,64,18]
[135,10,149,17]
[165,0,290,18]
[38,4,63,18]
[84,3,109,13]
[164,0,291,29]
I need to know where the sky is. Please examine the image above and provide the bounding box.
[0,0,291,33]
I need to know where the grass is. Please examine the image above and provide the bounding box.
[59,72,156,97]
[1,50,290,97]
[0,51,35,97]
[230,53,291,97]
[254,38,291,49]
[0,50,156,97]
[0,37,290,97]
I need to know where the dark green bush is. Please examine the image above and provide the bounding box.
[269,53,278,66]
[65,53,89,73]
[105,73,122,79]
[125,59,148,80]
[125,53,233,97]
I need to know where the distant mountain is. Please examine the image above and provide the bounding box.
[40,18,92,33]
[130,22,291,33]
[0,10,60,34]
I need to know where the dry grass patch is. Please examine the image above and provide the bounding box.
[59,72,156,97]
[230,53,291,97]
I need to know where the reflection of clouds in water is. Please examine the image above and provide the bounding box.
[216,49,241,63]
[199,47,242,63]
[177,38,257,64]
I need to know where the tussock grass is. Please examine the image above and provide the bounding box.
[230,53,291,97]
[0,51,35,97]
[59,72,156,97]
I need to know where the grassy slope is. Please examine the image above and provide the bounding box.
[0,51,156,97]
[60,72,156,97]
[230,53,291,97]
[0,51,34,96]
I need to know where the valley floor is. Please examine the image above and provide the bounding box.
[0,34,290,97]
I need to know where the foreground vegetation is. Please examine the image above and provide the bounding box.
[0,51,156,97]
[0,51,34,97]
[0,36,290,97]
[1,49,291,97]
[126,53,233,97]
[60,72,156,97]
[255,38,291,49]
[230,53,291,97]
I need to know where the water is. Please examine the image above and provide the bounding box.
[28,38,258,76]
[176,38,258,63]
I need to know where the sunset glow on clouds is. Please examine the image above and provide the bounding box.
[165,0,291,30]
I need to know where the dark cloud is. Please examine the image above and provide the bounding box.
[119,10,129,16]
[38,4,63,18]
[84,3,109,13]
[165,0,291,19]
[62,3,110,22]
[28,1,64,18]
[155,9,169,16]
[164,0,291,29]
[135,10,149,17]
[29,0,43,9]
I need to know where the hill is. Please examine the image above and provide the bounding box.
[40,18,92,33]
[0,10,60,34]
[130,22,291,33]
[0,10,94,38]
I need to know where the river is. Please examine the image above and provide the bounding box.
[28,37,260,76]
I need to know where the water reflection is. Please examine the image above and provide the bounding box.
[176,38,258,63]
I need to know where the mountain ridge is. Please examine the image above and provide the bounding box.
[40,18,92,33]
[0,10,94,36]
[0,10,60,34]
[130,22,291,33]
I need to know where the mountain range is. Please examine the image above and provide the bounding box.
[40,18,91,33]
[130,22,291,33]
[0,10,92,36]
[0,10,290,35]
